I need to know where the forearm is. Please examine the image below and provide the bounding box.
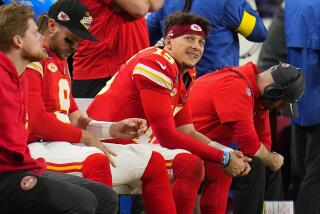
[178,124,234,153]
[152,118,224,163]
[87,120,113,140]
[230,120,261,156]
[254,143,275,168]
[149,0,163,12]
[69,110,90,129]
[113,0,150,17]
[177,125,211,145]
[29,113,82,143]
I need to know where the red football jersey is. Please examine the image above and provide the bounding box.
[26,47,82,143]
[0,51,46,174]
[87,46,195,144]
[73,0,150,80]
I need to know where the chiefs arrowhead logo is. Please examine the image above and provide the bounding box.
[57,11,70,22]
[47,63,58,73]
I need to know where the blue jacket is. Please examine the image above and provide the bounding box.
[3,0,55,19]
[147,0,267,77]
[285,0,320,126]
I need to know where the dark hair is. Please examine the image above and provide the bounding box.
[164,12,211,37]
[0,3,34,52]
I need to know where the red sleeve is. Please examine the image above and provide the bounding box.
[174,101,193,128]
[69,95,79,114]
[140,89,224,163]
[254,110,272,150]
[25,68,82,143]
[229,120,261,156]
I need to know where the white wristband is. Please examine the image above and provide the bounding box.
[208,141,234,152]
[87,120,113,140]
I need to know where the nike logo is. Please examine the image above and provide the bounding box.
[156,60,167,70]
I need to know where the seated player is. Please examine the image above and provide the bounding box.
[188,62,303,213]
[0,3,117,214]
[87,12,250,214]
[26,1,177,213]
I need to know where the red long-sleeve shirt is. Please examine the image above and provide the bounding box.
[0,51,46,174]
[25,47,82,143]
[189,62,272,156]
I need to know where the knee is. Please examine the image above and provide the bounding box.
[87,182,119,214]
[250,156,266,177]
[83,153,110,169]
[172,153,203,180]
[99,188,119,213]
[73,189,98,214]
[82,153,111,176]
[142,151,167,181]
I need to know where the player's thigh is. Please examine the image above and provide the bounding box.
[148,144,190,161]
[147,144,191,177]
[28,141,102,164]
[104,143,153,186]
[0,172,97,214]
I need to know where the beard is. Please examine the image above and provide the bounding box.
[21,47,46,62]
[49,32,74,60]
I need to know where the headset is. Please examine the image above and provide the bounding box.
[263,66,302,101]
[224,65,302,101]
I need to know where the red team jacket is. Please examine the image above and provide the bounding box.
[87,46,224,163]
[25,47,82,143]
[73,0,150,80]
[189,62,272,156]
[0,51,45,174]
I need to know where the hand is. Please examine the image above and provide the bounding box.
[268,152,284,171]
[223,151,247,177]
[83,132,117,167]
[109,118,147,140]
[240,161,251,176]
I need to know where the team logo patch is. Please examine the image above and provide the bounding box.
[80,12,93,30]
[47,63,58,73]
[167,30,174,37]
[281,63,290,68]
[20,176,37,190]
[57,11,70,22]
[246,87,252,96]
[170,88,177,96]
[190,24,203,32]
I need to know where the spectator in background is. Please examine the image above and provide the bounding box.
[255,0,282,18]
[0,3,117,214]
[72,0,163,98]
[188,62,304,214]
[2,0,55,19]
[257,1,286,71]
[285,1,320,213]
[147,0,267,77]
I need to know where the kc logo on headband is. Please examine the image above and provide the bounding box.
[190,24,203,32]
[166,24,206,39]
